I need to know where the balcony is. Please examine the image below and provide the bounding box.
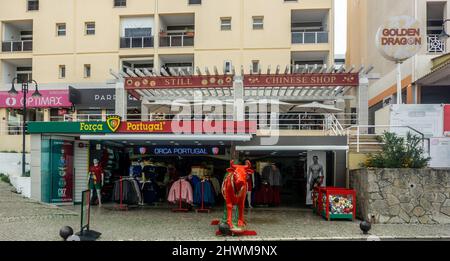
[2,40,33,52]
[427,35,446,54]
[291,9,329,45]
[292,31,328,44]
[1,21,33,53]
[159,34,194,47]
[120,36,154,48]
[159,13,195,48]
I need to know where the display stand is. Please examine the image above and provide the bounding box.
[196,181,211,213]
[172,178,189,212]
[321,187,356,221]
[114,176,128,211]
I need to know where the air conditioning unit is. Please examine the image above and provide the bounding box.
[383,95,394,107]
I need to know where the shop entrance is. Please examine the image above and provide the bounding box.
[85,140,232,207]
[239,150,336,208]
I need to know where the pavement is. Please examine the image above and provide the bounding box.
[1,181,450,241]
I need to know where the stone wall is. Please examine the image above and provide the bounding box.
[350,169,450,224]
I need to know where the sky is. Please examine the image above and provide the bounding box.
[334,0,347,56]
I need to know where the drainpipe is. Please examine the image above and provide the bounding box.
[411,0,418,104]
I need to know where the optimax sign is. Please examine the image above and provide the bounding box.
[376,16,423,62]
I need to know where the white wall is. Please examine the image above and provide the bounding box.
[30,134,41,201]
[0,152,30,177]
[120,17,155,37]
[1,61,16,85]
[3,24,21,41]
[374,105,391,134]
[10,176,31,198]
[369,59,413,101]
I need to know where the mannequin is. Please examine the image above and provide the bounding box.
[88,159,104,207]
[246,172,255,208]
[307,156,324,206]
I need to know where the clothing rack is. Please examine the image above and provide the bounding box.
[196,180,211,213]
[172,177,189,212]
[114,176,128,211]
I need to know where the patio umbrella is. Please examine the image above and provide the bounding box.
[245,99,295,112]
[292,102,343,113]
[145,100,191,114]
[192,100,234,106]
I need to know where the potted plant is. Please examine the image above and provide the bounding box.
[159,31,167,37]
[185,28,195,37]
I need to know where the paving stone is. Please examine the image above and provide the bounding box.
[2,181,450,240]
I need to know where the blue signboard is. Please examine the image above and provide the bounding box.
[134,146,226,156]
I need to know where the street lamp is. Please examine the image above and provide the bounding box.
[8,78,41,177]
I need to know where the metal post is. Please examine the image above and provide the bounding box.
[22,82,28,177]
[357,126,360,153]
[396,62,402,105]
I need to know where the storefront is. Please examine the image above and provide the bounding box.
[28,119,255,204]
[68,87,141,121]
[28,70,365,210]
[0,89,72,135]
[28,119,349,209]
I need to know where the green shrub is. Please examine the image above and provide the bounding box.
[364,132,430,169]
[0,173,11,185]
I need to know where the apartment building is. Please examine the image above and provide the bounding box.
[0,0,335,151]
[347,0,450,124]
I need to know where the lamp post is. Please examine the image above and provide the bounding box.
[8,78,41,177]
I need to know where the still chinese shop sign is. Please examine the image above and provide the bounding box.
[125,74,359,89]
[125,75,234,89]
[244,74,359,87]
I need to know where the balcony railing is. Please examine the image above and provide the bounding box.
[159,34,194,47]
[120,36,154,48]
[427,34,446,53]
[1,40,33,52]
[0,122,25,135]
[292,31,328,44]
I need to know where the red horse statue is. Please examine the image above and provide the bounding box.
[221,160,254,230]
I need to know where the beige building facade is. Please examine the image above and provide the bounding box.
[0,0,336,151]
[347,0,450,124]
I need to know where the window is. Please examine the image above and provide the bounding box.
[124,28,152,37]
[221,17,232,31]
[16,67,33,83]
[27,0,39,11]
[84,64,91,78]
[252,16,264,30]
[188,0,201,4]
[252,60,260,73]
[114,0,126,7]
[85,22,95,35]
[56,23,66,36]
[59,65,66,79]
[224,61,232,74]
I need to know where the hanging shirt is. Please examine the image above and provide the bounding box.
[167,179,193,204]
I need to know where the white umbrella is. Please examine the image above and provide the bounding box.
[245,99,295,112]
[145,100,191,114]
[192,100,234,106]
[293,102,343,113]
